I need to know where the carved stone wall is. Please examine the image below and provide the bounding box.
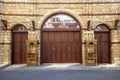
[111,30,120,63]
[0,0,120,64]
[0,30,11,64]
[0,0,5,64]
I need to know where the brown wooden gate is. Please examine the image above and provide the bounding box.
[12,24,28,64]
[41,29,82,63]
[95,24,111,64]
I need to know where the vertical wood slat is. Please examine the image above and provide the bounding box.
[13,33,21,64]
[21,33,28,64]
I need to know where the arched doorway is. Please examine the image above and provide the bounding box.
[41,13,82,63]
[12,24,28,64]
[95,24,111,64]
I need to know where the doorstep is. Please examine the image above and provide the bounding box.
[0,64,10,70]
[3,63,120,71]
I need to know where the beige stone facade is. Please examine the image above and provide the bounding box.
[0,0,120,65]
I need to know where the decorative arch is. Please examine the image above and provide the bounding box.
[93,22,112,29]
[95,24,110,31]
[40,11,82,63]
[40,10,82,29]
[43,13,80,29]
[12,24,27,32]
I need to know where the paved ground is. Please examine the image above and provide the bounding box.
[0,64,120,80]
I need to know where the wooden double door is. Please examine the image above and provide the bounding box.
[12,32,28,64]
[42,29,82,63]
[95,32,111,64]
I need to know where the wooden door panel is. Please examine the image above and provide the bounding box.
[13,43,21,52]
[74,32,80,42]
[102,47,110,63]
[12,32,28,64]
[56,32,61,63]
[46,43,50,62]
[43,32,48,42]
[61,32,67,62]
[21,33,28,63]
[42,42,47,62]
[101,32,109,62]
[101,33,109,41]
[95,32,110,63]
[13,33,21,42]
[71,42,75,62]
[61,42,67,62]
[101,33,110,63]
[42,31,81,63]
[13,54,21,64]
[70,32,74,62]
[74,32,81,62]
[13,33,21,64]
[75,41,80,62]
[49,32,54,62]
[42,32,49,62]
[52,43,57,62]
[21,33,28,43]
[56,42,61,62]
[13,43,21,64]
[95,33,101,63]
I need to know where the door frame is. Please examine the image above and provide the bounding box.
[40,13,82,64]
[94,24,111,64]
[11,24,28,64]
